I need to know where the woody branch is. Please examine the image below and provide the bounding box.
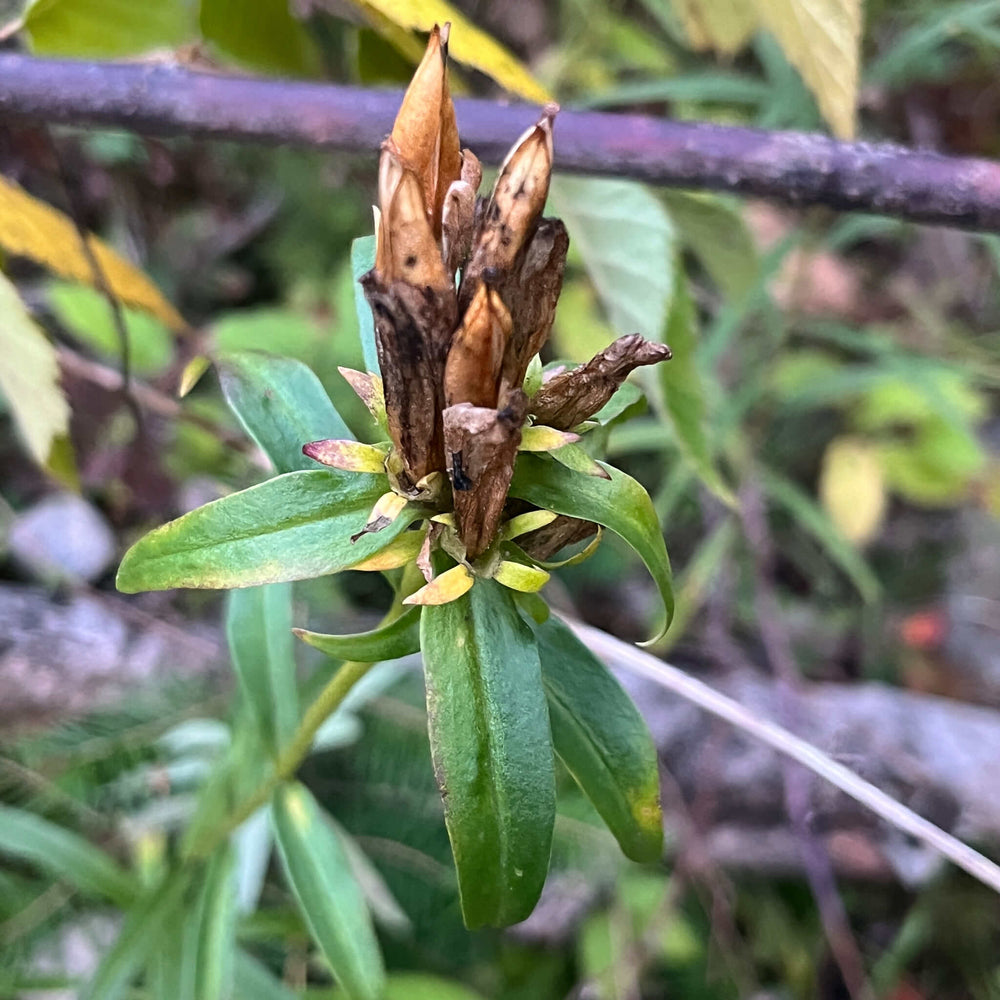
[2,53,1000,232]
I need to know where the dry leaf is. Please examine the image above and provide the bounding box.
[0,175,185,330]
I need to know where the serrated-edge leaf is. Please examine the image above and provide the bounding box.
[272,782,385,1000]
[0,174,185,329]
[548,176,674,342]
[0,804,135,906]
[117,470,423,593]
[510,454,674,641]
[227,583,299,755]
[355,0,551,103]
[0,273,70,465]
[82,873,191,1000]
[535,615,663,862]
[294,605,421,662]
[217,351,353,474]
[420,579,555,928]
[351,236,379,376]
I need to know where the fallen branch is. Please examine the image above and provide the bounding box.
[1,55,1000,231]
[575,621,1000,896]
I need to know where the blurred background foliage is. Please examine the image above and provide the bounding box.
[1,0,999,997]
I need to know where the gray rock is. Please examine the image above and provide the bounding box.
[8,493,116,584]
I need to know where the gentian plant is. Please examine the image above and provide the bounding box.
[118,24,674,937]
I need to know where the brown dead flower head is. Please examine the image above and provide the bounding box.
[310,24,671,595]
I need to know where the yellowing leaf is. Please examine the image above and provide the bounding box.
[749,0,861,139]
[673,0,757,53]
[354,0,551,103]
[819,437,886,546]
[493,561,550,593]
[349,527,426,570]
[0,175,185,330]
[0,273,70,465]
[519,425,580,452]
[403,563,474,605]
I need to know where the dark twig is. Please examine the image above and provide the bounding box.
[43,129,141,430]
[739,479,873,1000]
[1,55,1000,231]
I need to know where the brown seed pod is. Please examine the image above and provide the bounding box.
[388,23,462,237]
[444,388,528,559]
[530,334,672,429]
[443,283,512,408]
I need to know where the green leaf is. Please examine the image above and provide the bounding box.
[548,177,674,342]
[117,470,422,593]
[656,267,733,504]
[384,973,488,1000]
[83,873,191,1000]
[294,606,421,662]
[420,579,555,928]
[351,236,379,376]
[510,454,674,641]
[534,616,663,862]
[149,901,198,1000]
[234,951,300,1000]
[272,782,385,1000]
[193,847,238,1000]
[48,281,173,375]
[227,583,299,755]
[760,468,880,603]
[0,805,135,907]
[0,274,70,466]
[200,0,321,76]
[23,0,196,57]
[217,352,352,474]
[663,192,759,303]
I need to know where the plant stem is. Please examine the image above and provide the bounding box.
[184,582,416,861]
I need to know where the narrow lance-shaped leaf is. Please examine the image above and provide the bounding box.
[510,454,674,642]
[82,873,192,1000]
[227,583,299,757]
[0,804,136,907]
[294,605,421,663]
[117,470,422,593]
[217,351,352,474]
[193,845,238,1000]
[421,579,555,928]
[534,616,663,862]
[272,782,385,1000]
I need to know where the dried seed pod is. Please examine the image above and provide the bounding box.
[443,283,511,408]
[388,23,462,237]
[498,217,568,392]
[379,151,450,290]
[441,150,482,276]
[518,515,599,561]
[362,273,457,487]
[443,388,528,559]
[530,334,672,429]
